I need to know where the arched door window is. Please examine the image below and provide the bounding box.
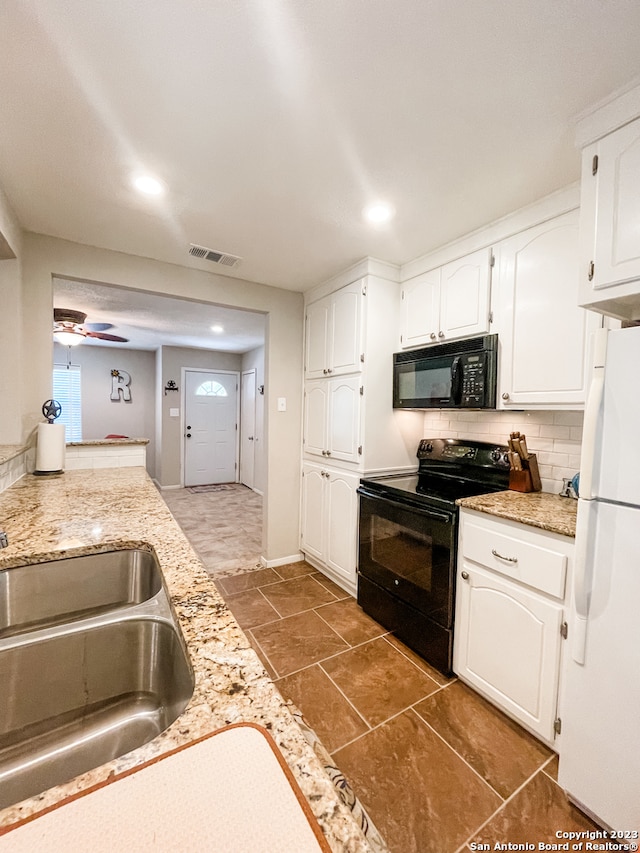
[195,380,228,397]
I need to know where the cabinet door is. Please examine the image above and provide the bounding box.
[440,248,491,340]
[303,381,328,458]
[497,211,600,408]
[300,463,326,560]
[324,469,359,585]
[591,118,640,291]
[329,280,363,375]
[305,298,329,379]
[399,270,441,348]
[454,561,563,744]
[326,376,361,464]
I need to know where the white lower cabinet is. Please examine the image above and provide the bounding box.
[454,509,573,747]
[300,462,359,594]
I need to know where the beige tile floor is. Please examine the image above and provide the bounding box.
[163,486,599,853]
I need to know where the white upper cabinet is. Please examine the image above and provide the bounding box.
[399,248,492,348]
[440,249,492,340]
[495,210,601,409]
[578,117,640,319]
[305,279,363,378]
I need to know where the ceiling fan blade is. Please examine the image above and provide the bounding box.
[84,322,114,332]
[86,331,129,342]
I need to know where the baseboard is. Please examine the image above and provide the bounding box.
[260,552,303,568]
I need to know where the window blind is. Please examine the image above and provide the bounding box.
[52,364,82,441]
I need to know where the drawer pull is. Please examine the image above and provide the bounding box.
[491,548,518,564]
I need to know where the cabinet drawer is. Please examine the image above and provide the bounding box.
[461,517,567,599]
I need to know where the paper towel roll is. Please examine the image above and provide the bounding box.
[35,422,66,473]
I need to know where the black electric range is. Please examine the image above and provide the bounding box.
[357,438,510,675]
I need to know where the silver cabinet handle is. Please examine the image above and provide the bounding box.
[461,570,469,580]
[492,548,518,563]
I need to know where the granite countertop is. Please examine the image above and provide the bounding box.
[65,438,150,446]
[0,468,371,851]
[457,490,578,538]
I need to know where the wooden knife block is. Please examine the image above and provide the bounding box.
[509,454,542,493]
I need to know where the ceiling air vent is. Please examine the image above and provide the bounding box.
[188,243,242,267]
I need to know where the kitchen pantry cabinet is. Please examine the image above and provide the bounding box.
[303,375,361,464]
[300,463,360,592]
[399,247,492,349]
[301,269,423,595]
[494,209,601,409]
[304,280,363,379]
[454,509,573,747]
[577,115,640,320]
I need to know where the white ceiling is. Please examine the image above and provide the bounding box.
[2,1,640,312]
[53,278,266,352]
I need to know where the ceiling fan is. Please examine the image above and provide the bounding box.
[53,308,129,346]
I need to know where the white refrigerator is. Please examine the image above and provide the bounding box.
[558,325,640,831]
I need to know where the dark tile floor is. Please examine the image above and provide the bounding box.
[215,562,599,853]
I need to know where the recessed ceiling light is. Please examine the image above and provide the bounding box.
[132,174,165,196]
[363,202,395,224]
[211,324,224,333]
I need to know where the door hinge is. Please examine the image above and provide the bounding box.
[360,385,364,395]
[490,252,495,267]
[592,154,599,176]
[554,717,562,736]
[560,621,568,639]
[588,260,595,281]
[358,445,363,455]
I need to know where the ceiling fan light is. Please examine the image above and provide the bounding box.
[54,329,85,346]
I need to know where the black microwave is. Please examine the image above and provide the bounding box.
[393,334,498,410]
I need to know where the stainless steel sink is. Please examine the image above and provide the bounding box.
[0,550,194,810]
[0,549,163,638]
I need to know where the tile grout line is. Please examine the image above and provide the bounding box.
[245,627,282,680]
[453,758,563,853]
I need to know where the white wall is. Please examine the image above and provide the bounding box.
[0,186,24,445]
[19,232,304,564]
[159,346,243,487]
[422,410,583,495]
[241,346,266,494]
[53,343,157,478]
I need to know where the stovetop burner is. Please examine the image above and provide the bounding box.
[359,438,510,510]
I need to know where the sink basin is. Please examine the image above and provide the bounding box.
[0,550,163,638]
[0,616,194,810]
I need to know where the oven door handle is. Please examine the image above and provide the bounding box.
[357,487,453,522]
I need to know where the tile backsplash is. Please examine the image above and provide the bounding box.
[422,410,583,496]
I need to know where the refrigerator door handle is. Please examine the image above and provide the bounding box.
[572,500,597,665]
[579,328,608,501]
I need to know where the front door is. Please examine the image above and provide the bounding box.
[184,370,238,486]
